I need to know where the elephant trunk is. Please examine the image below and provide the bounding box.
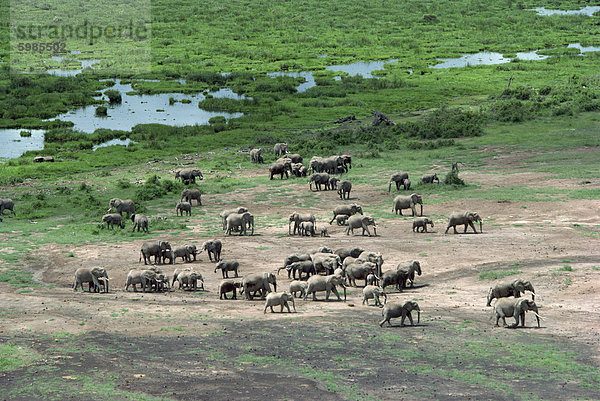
[420,204,423,216]
[417,311,420,324]
[532,311,542,327]
[288,221,293,235]
[486,287,493,307]
[272,282,277,292]
[479,220,483,233]
[373,226,377,236]
[105,277,109,293]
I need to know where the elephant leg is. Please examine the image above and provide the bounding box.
[331,287,341,300]
[406,311,414,326]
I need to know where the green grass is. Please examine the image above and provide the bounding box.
[0,344,40,372]
[478,269,522,281]
[555,265,574,272]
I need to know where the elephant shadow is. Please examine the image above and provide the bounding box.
[383,323,429,328]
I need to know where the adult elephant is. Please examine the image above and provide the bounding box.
[289,212,316,235]
[108,198,135,218]
[73,267,109,292]
[338,180,352,199]
[321,156,342,174]
[487,279,535,306]
[346,215,377,237]
[345,261,379,287]
[334,247,364,262]
[329,203,363,224]
[176,201,192,216]
[139,240,171,265]
[494,298,540,328]
[309,173,330,191]
[304,275,346,301]
[269,160,291,180]
[309,156,324,173]
[291,163,307,177]
[445,211,482,234]
[201,239,222,262]
[310,253,341,275]
[181,189,202,205]
[175,168,203,184]
[242,272,277,300]
[287,260,316,280]
[287,153,302,163]
[226,212,254,235]
[0,198,16,216]
[279,253,312,274]
[274,142,288,156]
[388,172,409,192]
[220,207,249,230]
[379,301,420,327]
[125,269,158,292]
[130,214,149,233]
[357,251,384,277]
[382,261,421,291]
[392,193,423,216]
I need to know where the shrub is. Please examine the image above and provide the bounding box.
[104,90,122,104]
[95,106,107,116]
[444,170,465,186]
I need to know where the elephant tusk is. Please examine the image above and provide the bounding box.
[532,312,544,320]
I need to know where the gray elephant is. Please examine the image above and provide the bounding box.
[176,270,204,290]
[241,272,277,300]
[335,215,349,226]
[445,211,482,234]
[162,249,175,265]
[289,280,308,298]
[214,260,239,278]
[291,163,307,177]
[186,245,198,261]
[494,298,540,328]
[309,156,324,173]
[289,212,316,235]
[0,198,16,216]
[388,172,409,192]
[280,253,311,273]
[201,239,222,262]
[175,168,203,184]
[225,212,254,236]
[264,292,296,313]
[304,274,346,301]
[250,148,263,163]
[220,207,249,230]
[299,221,316,237]
[329,203,363,224]
[337,180,352,200]
[181,189,202,206]
[125,269,157,292]
[328,177,340,190]
[357,251,384,275]
[139,240,171,265]
[101,213,124,229]
[392,193,423,216]
[346,261,379,287]
[171,267,190,286]
[288,260,316,280]
[334,247,364,262]
[173,246,193,263]
[287,153,302,163]
[108,198,135,217]
[362,285,387,306]
[131,214,149,233]
[310,253,341,275]
[73,267,109,292]
[381,261,421,291]
[309,173,330,191]
[274,142,288,156]
[269,160,291,180]
[341,154,351,170]
[422,173,439,184]
[379,301,420,327]
[219,279,242,299]
[412,217,434,233]
[402,178,411,191]
[487,279,536,306]
[176,201,192,216]
[346,215,377,237]
[320,227,329,237]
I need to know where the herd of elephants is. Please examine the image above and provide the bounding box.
[2,143,541,328]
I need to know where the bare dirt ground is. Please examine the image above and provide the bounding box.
[1,160,599,400]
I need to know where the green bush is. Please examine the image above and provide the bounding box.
[95,106,108,116]
[135,176,183,201]
[444,169,465,186]
[104,90,122,104]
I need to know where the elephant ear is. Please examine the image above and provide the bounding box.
[91,267,104,276]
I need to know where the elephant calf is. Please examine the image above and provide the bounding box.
[362,285,386,307]
[264,292,296,313]
[214,260,240,278]
[131,214,149,233]
[379,301,420,327]
[412,217,434,233]
[218,279,242,300]
[202,240,222,262]
[289,281,308,298]
[176,201,192,216]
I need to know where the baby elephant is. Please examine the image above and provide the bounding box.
[289,280,308,298]
[320,228,330,237]
[214,260,239,278]
[379,301,420,327]
[412,217,434,233]
[362,285,387,307]
[218,279,242,300]
[264,292,296,313]
[130,214,149,233]
[176,201,192,216]
[300,221,316,236]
